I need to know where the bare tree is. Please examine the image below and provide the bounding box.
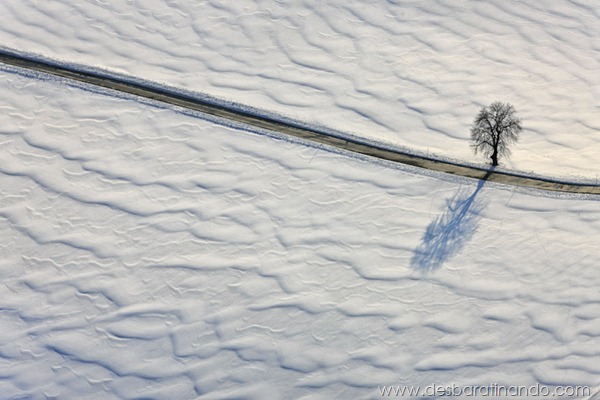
[471,101,522,166]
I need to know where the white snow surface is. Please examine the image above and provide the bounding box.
[1,0,600,178]
[1,68,600,399]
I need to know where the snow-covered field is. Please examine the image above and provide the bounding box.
[1,67,599,398]
[1,0,600,178]
[1,1,600,399]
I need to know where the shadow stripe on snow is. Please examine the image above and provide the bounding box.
[0,48,598,195]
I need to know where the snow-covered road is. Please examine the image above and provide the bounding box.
[2,49,598,195]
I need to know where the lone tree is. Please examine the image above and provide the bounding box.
[471,101,522,166]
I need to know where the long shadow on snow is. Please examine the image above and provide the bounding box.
[411,169,493,272]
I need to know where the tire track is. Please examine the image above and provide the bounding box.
[1,49,598,195]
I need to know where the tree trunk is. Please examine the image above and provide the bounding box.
[491,148,498,166]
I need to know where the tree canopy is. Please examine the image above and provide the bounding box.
[471,101,522,166]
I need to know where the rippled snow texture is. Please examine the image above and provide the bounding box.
[1,70,599,399]
[1,0,600,178]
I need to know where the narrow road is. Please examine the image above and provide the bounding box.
[1,49,598,195]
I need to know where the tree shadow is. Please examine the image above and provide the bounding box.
[410,170,493,272]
